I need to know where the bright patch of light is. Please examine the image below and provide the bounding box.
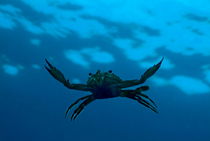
[30,39,41,46]
[0,4,21,13]
[64,50,89,68]
[204,70,210,84]
[41,22,68,38]
[176,0,210,13]
[19,18,43,34]
[0,4,43,34]
[21,0,108,38]
[32,64,41,70]
[151,75,210,95]
[202,66,210,84]
[151,76,168,86]
[16,0,210,52]
[0,13,16,29]
[64,47,114,67]
[2,64,19,75]
[72,78,81,84]
[0,5,19,29]
[163,25,210,56]
[21,0,68,15]
[56,17,108,38]
[81,47,114,63]
[114,39,157,61]
[170,75,210,95]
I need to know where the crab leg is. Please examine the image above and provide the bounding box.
[121,90,158,113]
[129,95,158,113]
[136,92,157,108]
[132,86,157,108]
[136,86,149,91]
[71,96,95,120]
[65,95,90,118]
[45,59,92,91]
[121,86,156,107]
[135,95,158,113]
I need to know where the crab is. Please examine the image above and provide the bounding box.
[45,58,163,120]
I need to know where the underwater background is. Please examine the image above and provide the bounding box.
[0,0,210,141]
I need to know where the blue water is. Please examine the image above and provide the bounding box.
[0,0,210,141]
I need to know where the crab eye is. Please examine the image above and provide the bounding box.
[89,73,92,76]
[108,70,112,73]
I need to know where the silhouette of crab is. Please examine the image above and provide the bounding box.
[45,58,163,120]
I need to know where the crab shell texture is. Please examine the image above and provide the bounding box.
[87,70,122,86]
[87,70,123,99]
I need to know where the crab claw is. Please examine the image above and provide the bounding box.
[140,57,164,82]
[45,59,66,84]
